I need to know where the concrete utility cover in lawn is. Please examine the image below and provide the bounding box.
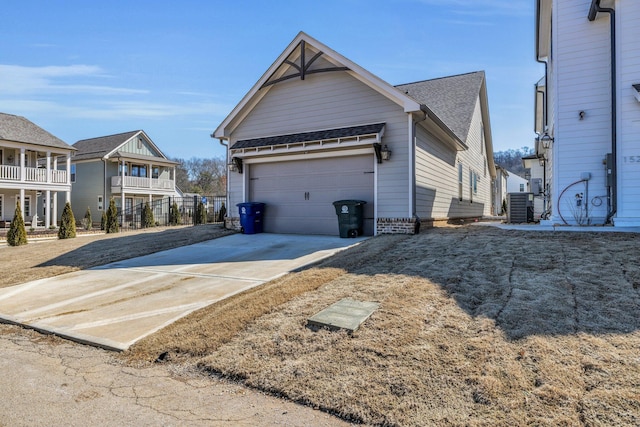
[0,233,365,351]
[308,298,380,332]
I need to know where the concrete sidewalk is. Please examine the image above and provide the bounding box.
[0,233,365,351]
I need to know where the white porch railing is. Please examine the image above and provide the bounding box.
[25,167,46,182]
[0,165,19,180]
[111,176,175,191]
[50,169,67,183]
[0,165,69,184]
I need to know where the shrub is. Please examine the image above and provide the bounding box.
[7,201,27,246]
[58,202,77,239]
[141,201,155,228]
[101,211,107,231]
[83,206,92,230]
[194,201,207,225]
[105,198,119,234]
[169,202,180,226]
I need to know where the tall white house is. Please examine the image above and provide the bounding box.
[535,0,640,226]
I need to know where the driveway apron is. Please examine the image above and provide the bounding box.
[0,233,365,351]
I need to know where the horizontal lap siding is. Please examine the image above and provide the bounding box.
[415,98,491,219]
[69,161,105,220]
[551,0,612,223]
[617,2,640,221]
[230,71,409,218]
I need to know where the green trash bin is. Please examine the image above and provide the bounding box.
[332,200,366,238]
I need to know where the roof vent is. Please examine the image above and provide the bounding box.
[633,84,640,103]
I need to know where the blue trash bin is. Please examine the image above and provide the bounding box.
[237,202,265,234]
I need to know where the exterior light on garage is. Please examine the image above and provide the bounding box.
[230,157,243,173]
[381,144,392,161]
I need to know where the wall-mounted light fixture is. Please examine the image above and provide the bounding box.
[539,132,553,149]
[538,156,546,167]
[579,110,586,120]
[380,144,392,161]
[230,157,243,173]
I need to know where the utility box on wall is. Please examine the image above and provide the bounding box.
[531,178,543,196]
[507,192,534,223]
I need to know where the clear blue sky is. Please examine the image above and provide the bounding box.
[0,0,542,160]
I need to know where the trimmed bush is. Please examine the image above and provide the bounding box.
[83,206,92,230]
[194,201,207,225]
[58,202,76,239]
[169,201,180,226]
[101,211,107,231]
[105,198,119,234]
[141,201,155,228]
[7,201,27,246]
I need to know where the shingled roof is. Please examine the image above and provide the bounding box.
[0,113,73,151]
[395,71,486,143]
[72,130,141,161]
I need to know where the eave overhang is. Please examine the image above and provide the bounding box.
[229,123,385,160]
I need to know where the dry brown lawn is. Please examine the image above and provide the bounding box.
[126,226,640,426]
[4,224,640,426]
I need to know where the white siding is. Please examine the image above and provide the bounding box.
[228,71,409,218]
[549,0,612,224]
[615,1,640,224]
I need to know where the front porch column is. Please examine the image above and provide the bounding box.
[52,191,58,227]
[66,154,71,185]
[65,191,70,204]
[19,148,25,182]
[45,190,51,229]
[19,188,25,219]
[121,158,126,226]
[46,151,51,183]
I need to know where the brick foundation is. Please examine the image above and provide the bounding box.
[225,216,242,231]
[376,217,423,235]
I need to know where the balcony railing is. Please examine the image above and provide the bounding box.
[0,165,68,184]
[111,176,175,191]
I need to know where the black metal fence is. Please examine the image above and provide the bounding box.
[117,195,227,230]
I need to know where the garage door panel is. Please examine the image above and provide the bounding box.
[249,155,374,235]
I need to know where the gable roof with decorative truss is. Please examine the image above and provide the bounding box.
[214,32,458,144]
[215,32,495,178]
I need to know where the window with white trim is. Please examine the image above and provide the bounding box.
[458,163,463,201]
[70,164,76,183]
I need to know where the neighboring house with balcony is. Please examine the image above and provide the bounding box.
[535,0,640,226]
[0,113,74,228]
[68,130,177,224]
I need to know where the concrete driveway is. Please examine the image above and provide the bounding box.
[0,233,365,351]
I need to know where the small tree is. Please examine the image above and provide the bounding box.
[105,198,119,234]
[194,201,207,225]
[101,211,107,231]
[58,202,76,239]
[169,201,180,226]
[7,201,27,246]
[83,206,92,230]
[141,201,155,228]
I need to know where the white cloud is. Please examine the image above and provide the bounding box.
[0,64,144,95]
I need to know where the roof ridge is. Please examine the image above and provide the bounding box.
[395,70,484,87]
[76,130,140,143]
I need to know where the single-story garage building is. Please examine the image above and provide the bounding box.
[214,32,496,235]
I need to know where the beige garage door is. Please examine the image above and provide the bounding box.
[248,155,375,235]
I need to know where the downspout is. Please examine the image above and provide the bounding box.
[412,110,428,233]
[588,0,617,223]
[214,134,229,225]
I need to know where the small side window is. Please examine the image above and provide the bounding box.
[70,164,76,183]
